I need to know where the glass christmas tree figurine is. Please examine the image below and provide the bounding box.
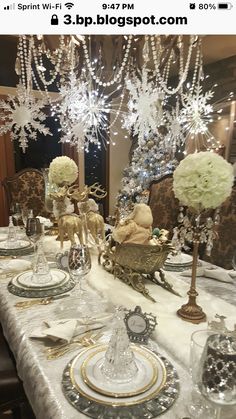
[101,308,138,383]
[6,216,19,249]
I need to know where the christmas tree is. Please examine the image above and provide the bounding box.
[116,133,177,219]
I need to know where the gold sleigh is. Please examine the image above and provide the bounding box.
[99,239,181,302]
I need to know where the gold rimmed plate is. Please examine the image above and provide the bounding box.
[8,269,75,298]
[165,253,192,267]
[81,345,158,398]
[0,240,31,251]
[70,344,166,407]
[0,240,34,256]
[15,269,68,290]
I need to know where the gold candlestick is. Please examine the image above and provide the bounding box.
[177,236,206,324]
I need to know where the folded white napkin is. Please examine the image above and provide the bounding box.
[0,259,32,275]
[181,266,236,283]
[30,313,112,343]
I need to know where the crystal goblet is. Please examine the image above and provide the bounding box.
[21,208,33,227]
[26,217,42,246]
[189,330,217,419]
[68,244,91,296]
[200,333,236,419]
[11,203,22,226]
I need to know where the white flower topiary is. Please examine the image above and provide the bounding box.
[173,151,234,211]
[49,156,78,186]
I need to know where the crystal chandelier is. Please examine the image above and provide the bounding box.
[0,35,232,154]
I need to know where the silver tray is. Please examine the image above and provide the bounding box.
[8,270,75,298]
[62,347,179,418]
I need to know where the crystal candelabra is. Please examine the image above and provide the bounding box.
[176,207,220,324]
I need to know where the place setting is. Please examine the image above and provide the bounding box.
[61,307,180,419]
[7,215,75,298]
[0,215,34,257]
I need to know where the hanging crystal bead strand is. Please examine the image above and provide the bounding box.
[82,35,133,87]
[150,35,195,95]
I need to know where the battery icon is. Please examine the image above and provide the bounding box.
[218,3,233,9]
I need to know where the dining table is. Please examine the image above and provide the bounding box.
[0,229,235,419]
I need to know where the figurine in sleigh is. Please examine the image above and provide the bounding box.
[99,203,180,302]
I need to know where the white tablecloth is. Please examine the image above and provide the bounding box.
[0,236,235,419]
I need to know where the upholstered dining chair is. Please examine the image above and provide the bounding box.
[2,168,46,217]
[203,185,236,270]
[0,324,35,418]
[148,174,179,235]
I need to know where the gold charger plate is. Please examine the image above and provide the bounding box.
[70,344,166,407]
[81,345,158,398]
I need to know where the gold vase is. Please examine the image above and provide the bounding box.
[177,239,206,324]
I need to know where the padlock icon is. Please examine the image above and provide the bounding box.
[51,14,59,25]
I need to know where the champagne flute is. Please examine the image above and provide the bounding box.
[26,218,43,282]
[232,250,236,271]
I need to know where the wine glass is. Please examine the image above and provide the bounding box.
[10,203,21,225]
[68,244,112,318]
[189,330,217,418]
[26,217,42,265]
[21,208,33,227]
[68,244,91,291]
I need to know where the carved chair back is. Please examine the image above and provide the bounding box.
[148,174,179,235]
[2,168,46,217]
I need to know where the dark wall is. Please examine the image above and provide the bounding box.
[14,116,62,171]
[0,36,18,87]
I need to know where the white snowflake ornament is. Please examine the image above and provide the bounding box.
[56,74,112,151]
[180,85,214,135]
[0,84,51,152]
[124,68,164,146]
